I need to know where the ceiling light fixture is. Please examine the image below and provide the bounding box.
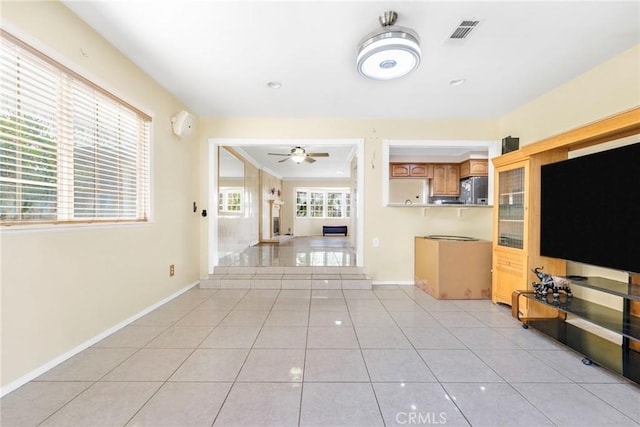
[267,81,282,89]
[291,154,306,163]
[449,78,466,86]
[357,11,421,80]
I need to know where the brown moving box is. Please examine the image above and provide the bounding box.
[414,236,492,299]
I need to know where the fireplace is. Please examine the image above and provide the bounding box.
[265,199,283,241]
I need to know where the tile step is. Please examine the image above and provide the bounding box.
[200,272,372,290]
[212,266,364,275]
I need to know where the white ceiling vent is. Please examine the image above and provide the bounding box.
[449,20,480,40]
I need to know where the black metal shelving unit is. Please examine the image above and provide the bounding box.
[513,276,640,384]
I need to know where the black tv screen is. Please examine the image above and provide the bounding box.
[540,142,640,274]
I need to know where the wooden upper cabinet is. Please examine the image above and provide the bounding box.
[409,164,432,177]
[431,164,460,196]
[390,163,433,178]
[460,159,489,178]
[390,163,410,177]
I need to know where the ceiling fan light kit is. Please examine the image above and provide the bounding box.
[291,154,306,163]
[268,146,329,164]
[357,10,421,80]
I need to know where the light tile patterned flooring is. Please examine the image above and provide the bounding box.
[217,237,357,267]
[3,287,640,426]
[2,237,640,426]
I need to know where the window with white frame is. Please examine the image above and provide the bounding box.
[0,30,151,226]
[296,188,350,218]
[218,188,242,212]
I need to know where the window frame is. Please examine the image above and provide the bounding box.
[218,187,243,213]
[0,29,152,228]
[295,187,351,219]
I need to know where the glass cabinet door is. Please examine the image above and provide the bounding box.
[497,166,525,249]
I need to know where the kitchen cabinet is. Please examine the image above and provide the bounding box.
[460,159,488,178]
[390,163,433,178]
[492,154,566,306]
[430,164,460,196]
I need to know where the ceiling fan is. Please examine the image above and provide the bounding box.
[267,146,329,163]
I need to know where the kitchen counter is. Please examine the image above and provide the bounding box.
[414,236,492,299]
[387,203,492,207]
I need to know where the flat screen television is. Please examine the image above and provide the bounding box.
[540,142,640,274]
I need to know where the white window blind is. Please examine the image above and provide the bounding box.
[0,30,151,225]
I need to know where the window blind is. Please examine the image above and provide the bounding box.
[0,30,151,225]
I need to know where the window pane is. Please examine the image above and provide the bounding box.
[345,193,351,218]
[0,40,59,222]
[310,192,324,218]
[226,192,241,211]
[219,188,242,212]
[327,192,342,218]
[0,30,151,225]
[296,190,307,217]
[72,84,144,219]
[295,189,351,219]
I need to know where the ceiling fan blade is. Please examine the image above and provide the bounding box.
[278,157,291,163]
[304,157,316,163]
[268,153,290,156]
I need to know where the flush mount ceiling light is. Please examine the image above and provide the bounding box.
[357,11,421,80]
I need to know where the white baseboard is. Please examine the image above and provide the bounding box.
[372,281,415,286]
[0,281,199,397]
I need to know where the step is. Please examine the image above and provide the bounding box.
[199,272,371,290]
[211,266,364,275]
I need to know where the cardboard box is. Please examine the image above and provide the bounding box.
[414,236,492,299]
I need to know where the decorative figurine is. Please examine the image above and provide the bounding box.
[531,266,572,299]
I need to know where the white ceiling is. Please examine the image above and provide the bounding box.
[234,143,356,180]
[62,0,640,178]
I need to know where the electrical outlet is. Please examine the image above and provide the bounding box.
[169,264,175,277]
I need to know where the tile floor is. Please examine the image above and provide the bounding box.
[217,236,357,267]
[3,286,639,426]
[2,237,639,426]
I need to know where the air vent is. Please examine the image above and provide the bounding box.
[449,20,480,39]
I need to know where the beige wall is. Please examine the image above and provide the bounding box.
[500,44,640,146]
[1,2,201,389]
[281,179,352,236]
[198,118,499,282]
[499,44,640,286]
[3,0,637,392]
